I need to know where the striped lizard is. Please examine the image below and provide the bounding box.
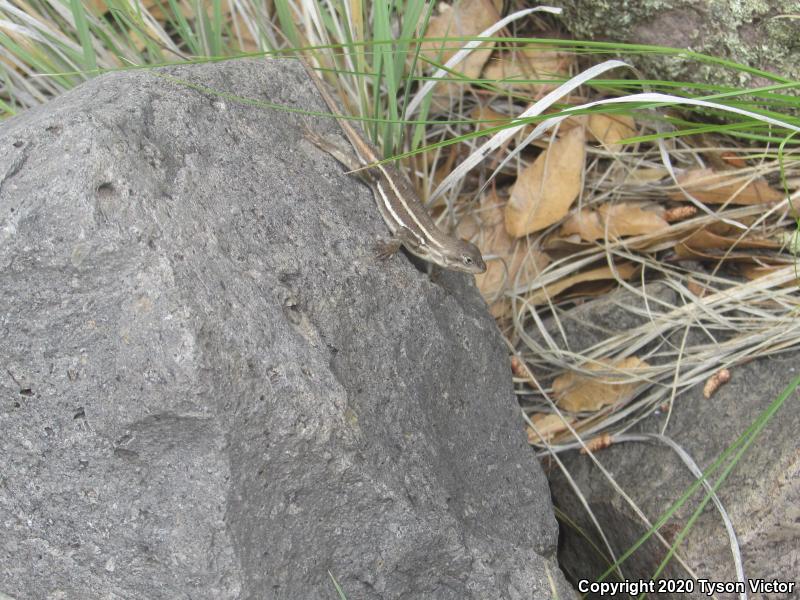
[300,58,486,275]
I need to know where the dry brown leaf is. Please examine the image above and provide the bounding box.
[719,151,747,168]
[624,167,669,184]
[540,115,588,139]
[421,0,500,88]
[704,217,758,236]
[482,46,575,95]
[690,229,780,250]
[458,190,550,318]
[587,113,636,151]
[686,277,708,298]
[675,228,780,257]
[669,168,783,205]
[526,413,575,444]
[737,263,800,285]
[560,202,669,242]
[560,209,603,241]
[539,232,589,253]
[505,125,586,237]
[469,106,548,154]
[596,203,668,237]
[470,106,512,132]
[527,262,639,306]
[553,357,649,412]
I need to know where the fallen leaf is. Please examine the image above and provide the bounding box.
[597,203,668,237]
[471,106,512,132]
[527,413,575,444]
[624,167,669,184]
[553,357,649,412]
[548,115,589,137]
[539,231,596,254]
[470,105,541,146]
[421,0,500,90]
[560,209,603,241]
[505,125,586,237]
[587,113,636,151]
[482,46,575,95]
[686,277,708,298]
[527,262,639,306]
[458,190,550,318]
[737,263,800,286]
[719,151,747,168]
[560,202,669,242]
[703,216,759,236]
[668,168,783,205]
[675,228,780,257]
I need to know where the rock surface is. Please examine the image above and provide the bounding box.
[552,0,800,89]
[0,59,574,599]
[544,287,799,598]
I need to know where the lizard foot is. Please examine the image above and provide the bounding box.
[374,237,403,261]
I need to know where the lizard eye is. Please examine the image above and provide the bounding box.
[463,256,473,265]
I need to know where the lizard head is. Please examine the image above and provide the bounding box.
[443,240,486,274]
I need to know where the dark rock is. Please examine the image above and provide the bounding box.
[545,287,799,598]
[0,59,574,599]
[523,282,678,366]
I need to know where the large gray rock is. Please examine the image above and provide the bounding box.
[552,0,800,89]
[545,287,799,598]
[0,59,573,599]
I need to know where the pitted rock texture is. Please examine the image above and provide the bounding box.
[0,59,573,600]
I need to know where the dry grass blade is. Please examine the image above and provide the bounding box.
[519,264,800,447]
[3,0,799,586]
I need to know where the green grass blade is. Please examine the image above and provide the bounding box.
[596,373,800,586]
[638,373,800,596]
[372,1,396,153]
[328,570,348,599]
[273,0,300,49]
[68,0,97,73]
[209,0,223,57]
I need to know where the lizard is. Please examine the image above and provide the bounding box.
[299,57,486,275]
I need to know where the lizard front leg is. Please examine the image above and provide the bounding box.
[305,127,428,266]
[374,227,426,261]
